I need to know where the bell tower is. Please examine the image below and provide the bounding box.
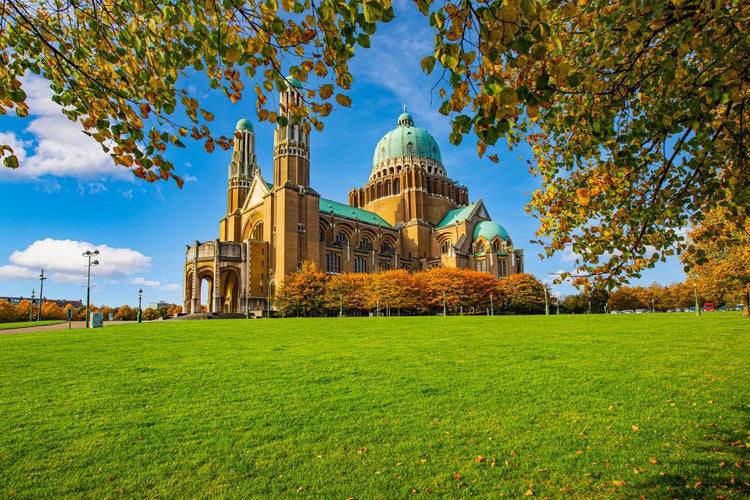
[221,118,257,242]
[273,77,310,187]
[269,77,320,281]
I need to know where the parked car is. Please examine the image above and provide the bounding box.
[737,304,746,311]
[703,303,715,312]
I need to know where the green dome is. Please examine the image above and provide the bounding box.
[372,112,442,169]
[235,118,254,132]
[473,221,509,242]
[285,76,303,89]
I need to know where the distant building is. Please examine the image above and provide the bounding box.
[148,301,175,310]
[184,78,524,315]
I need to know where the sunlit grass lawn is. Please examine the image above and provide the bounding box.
[1,314,748,498]
[0,321,61,330]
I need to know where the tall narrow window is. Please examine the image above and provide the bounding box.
[335,231,349,246]
[354,256,367,273]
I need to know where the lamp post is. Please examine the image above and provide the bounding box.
[490,294,494,316]
[30,289,35,322]
[693,283,701,317]
[544,287,550,316]
[138,288,143,323]
[267,279,271,319]
[339,294,343,318]
[83,250,99,328]
[38,268,46,321]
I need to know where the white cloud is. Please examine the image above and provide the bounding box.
[560,245,583,263]
[352,5,447,135]
[131,276,181,291]
[4,238,150,284]
[0,264,38,281]
[0,74,130,182]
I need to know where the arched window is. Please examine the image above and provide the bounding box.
[441,239,452,254]
[358,236,372,250]
[250,221,264,240]
[394,179,400,194]
[335,231,349,246]
[381,241,392,253]
[475,241,485,253]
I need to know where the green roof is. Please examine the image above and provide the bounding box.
[320,198,392,227]
[372,112,442,169]
[236,118,253,132]
[285,76,303,88]
[436,203,476,228]
[473,220,509,242]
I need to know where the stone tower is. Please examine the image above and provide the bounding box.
[269,77,321,281]
[220,118,257,242]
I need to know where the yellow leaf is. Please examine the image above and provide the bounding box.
[631,425,640,432]
[335,94,352,107]
[319,84,334,100]
[313,61,328,77]
[576,187,590,206]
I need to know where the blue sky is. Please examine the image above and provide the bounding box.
[0,1,686,308]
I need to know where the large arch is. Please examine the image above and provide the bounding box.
[220,268,241,313]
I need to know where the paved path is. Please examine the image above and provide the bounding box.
[1,321,100,335]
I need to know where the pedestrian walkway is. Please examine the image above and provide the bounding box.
[1,321,87,334]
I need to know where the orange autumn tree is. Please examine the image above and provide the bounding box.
[325,273,367,316]
[682,207,750,316]
[416,267,480,314]
[364,270,421,316]
[274,261,329,317]
[496,273,546,315]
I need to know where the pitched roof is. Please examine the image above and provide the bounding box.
[319,198,392,227]
[436,203,477,228]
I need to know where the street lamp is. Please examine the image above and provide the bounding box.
[490,294,494,316]
[38,268,46,321]
[138,288,143,323]
[544,287,550,316]
[30,288,35,322]
[339,294,343,318]
[442,291,447,316]
[83,250,99,328]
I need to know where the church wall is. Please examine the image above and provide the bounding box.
[399,222,433,271]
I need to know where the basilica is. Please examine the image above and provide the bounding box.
[183,78,524,315]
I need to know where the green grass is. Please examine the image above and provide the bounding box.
[0,321,62,330]
[1,315,748,498]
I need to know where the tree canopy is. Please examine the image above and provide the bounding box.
[3,0,748,287]
[423,0,749,287]
[682,207,750,315]
[0,0,393,183]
